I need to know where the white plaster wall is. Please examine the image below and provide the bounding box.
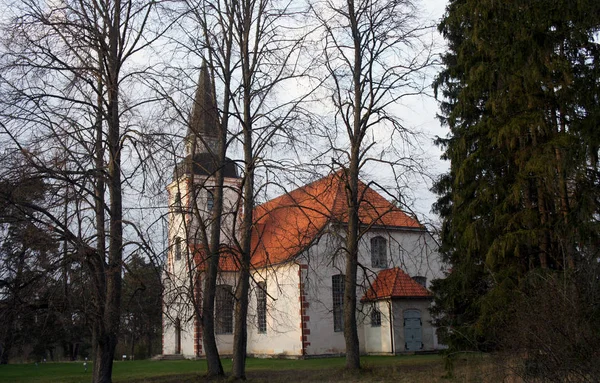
[171,175,242,247]
[358,228,444,289]
[299,233,348,355]
[363,300,393,354]
[246,264,303,357]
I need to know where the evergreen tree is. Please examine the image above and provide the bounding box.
[432,0,600,352]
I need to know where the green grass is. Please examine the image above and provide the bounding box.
[0,354,502,383]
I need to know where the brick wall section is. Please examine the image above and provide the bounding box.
[194,277,203,357]
[162,297,166,355]
[299,264,310,355]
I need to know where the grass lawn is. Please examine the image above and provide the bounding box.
[0,354,508,382]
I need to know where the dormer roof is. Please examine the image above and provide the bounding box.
[361,267,431,301]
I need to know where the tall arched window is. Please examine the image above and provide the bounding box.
[256,282,267,334]
[172,191,182,213]
[215,285,234,334]
[332,274,344,332]
[371,236,387,268]
[174,237,182,261]
[206,189,214,211]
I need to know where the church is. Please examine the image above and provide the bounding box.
[161,65,445,359]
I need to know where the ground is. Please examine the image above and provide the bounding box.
[0,354,520,382]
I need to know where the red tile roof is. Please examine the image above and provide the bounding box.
[361,267,431,301]
[189,171,422,269]
[249,171,421,267]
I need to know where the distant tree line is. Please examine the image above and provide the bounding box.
[0,164,161,364]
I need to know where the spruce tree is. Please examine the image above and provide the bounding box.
[432,0,600,352]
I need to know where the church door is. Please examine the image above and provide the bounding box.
[403,310,422,351]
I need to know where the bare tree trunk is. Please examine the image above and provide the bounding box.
[202,249,224,376]
[343,150,361,369]
[232,113,253,380]
[93,3,124,380]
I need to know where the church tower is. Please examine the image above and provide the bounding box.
[162,62,240,358]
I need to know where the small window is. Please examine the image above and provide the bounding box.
[371,236,387,268]
[172,191,182,213]
[371,307,382,327]
[413,276,427,288]
[257,282,267,334]
[215,285,234,334]
[332,274,345,332]
[174,237,182,261]
[207,189,214,211]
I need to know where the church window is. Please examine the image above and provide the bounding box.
[215,285,234,334]
[257,282,267,334]
[332,274,344,332]
[172,191,182,213]
[371,306,382,327]
[207,189,214,211]
[174,237,182,261]
[371,236,387,268]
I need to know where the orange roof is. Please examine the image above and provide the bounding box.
[362,267,431,301]
[249,171,421,267]
[188,171,422,269]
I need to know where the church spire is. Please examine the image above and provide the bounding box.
[187,61,219,155]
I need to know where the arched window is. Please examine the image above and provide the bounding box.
[371,236,387,268]
[332,274,345,332]
[215,285,234,334]
[256,282,267,334]
[207,189,214,211]
[174,237,182,261]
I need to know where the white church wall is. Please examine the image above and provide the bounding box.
[300,232,349,355]
[363,300,393,354]
[358,228,444,288]
[297,224,444,356]
[246,263,303,357]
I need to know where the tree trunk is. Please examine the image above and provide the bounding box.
[0,342,11,364]
[93,333,118,383]
[344,159,361,370]
[232,6,254,375]
[232,129,253,380]
[201,61,227,376]
[92,2,124,380]
[343,0,362,369]
[202,258,224,376]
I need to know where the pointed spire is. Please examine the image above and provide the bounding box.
[187,61,219,155]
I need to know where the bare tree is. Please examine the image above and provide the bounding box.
[0,0,169,381]
[310,0,435,369]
